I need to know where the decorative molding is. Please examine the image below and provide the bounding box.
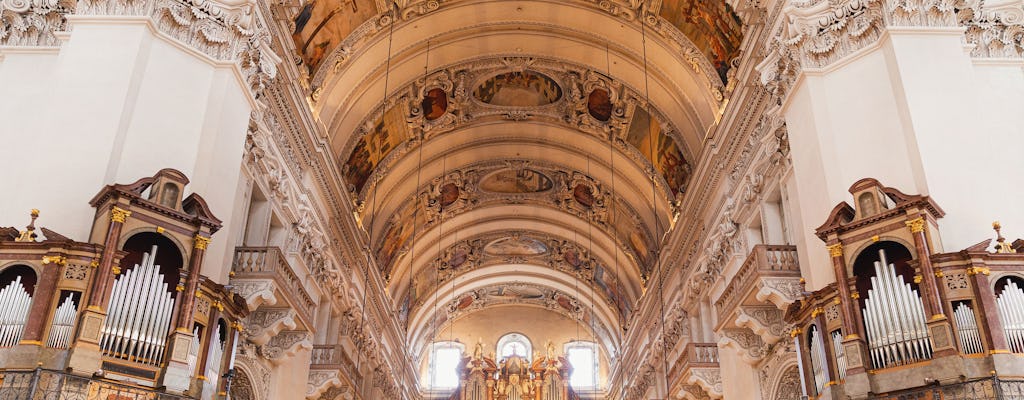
[245,307,299,346]
[0,0,74,46]
[718,327,768,364]
[260,330,312,363]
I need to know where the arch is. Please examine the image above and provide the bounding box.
[120,232,184,298]
[851,241,915,311]
[770,365,803,400]
[496,332,532,361]
[0,264,37,296]
[230,364,260,400]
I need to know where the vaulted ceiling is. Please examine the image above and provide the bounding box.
[290,0,744,363]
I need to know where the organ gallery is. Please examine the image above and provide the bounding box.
[1,0,1024,399]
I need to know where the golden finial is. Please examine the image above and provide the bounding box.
[993,221,1016,253]
[15,209,40,242]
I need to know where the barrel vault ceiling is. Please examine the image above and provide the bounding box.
[288,0,745,362]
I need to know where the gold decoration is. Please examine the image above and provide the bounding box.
[993,221,1016,253]
[156,226,165,234]
[833,297,842,305]
[913,275,923,284]
[827,243,844,257]
[110,207,131,223]
[214,301,224,311]
[871,235,880,242]
[112,265,122,275]
[790,328,803,338]
[851,291,860,300]
[811,307,824,317]
[176,284,185,292]
[89,259,99,268]
[42,255,67,266]
[15,209,40,242]
[934,271,945,278]
[905,217,926,233]
[193,234,211,250]
[967,266,991,276]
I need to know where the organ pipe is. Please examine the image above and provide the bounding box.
[997,279,1024,353]
[862,249,932,369]
[100,245,177,366]
[952,302,983,355]
[808,325,828,394]
[830,330,847,380]
[0,275,32,347]
[46,293,77,349]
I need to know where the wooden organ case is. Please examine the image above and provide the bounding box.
[0,169,248,399]
[454,345,575,400]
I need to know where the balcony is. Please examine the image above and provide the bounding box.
[715,245,801,324]
[0,368,190,399]
[307,345,360,399]
[231,246,316,329]
[671,343,721,399]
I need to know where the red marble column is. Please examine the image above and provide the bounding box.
[906,217,944,318]
[969,266,1008,351]
[827,243,858,339]
[89,206,130,309]
[19,257,62,344]
[176,234,210,330]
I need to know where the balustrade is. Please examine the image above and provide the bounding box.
[232,246,316,327]
[716,245,800,323]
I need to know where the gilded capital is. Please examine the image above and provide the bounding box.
[193,234,211,250]
[906,217,926,233]
[110,207,132,223]
[827,243,844,257]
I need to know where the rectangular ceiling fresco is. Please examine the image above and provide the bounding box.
[343,104,410,193]
[292,0,378,74]
[659,0,743,81]
[626,108,689,196]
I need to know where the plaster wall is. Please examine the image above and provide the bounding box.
[0,19,251,282]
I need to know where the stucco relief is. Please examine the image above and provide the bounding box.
[0,0,74,46]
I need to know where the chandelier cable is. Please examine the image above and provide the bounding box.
[402,38,430,374]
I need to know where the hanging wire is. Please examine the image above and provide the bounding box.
[428,154,447,368]
[639,1,674,397]
[585,155,601,388]
[604,41,626,375]
[355,0,398,381]
[401,38,430,375]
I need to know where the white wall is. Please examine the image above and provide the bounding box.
[0,18,252,283]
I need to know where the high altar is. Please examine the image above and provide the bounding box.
[453,343,574,400]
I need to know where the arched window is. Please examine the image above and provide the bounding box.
[496,333,531,360]
[996,276,1024,353]
[564,341,598,390]
[429,341,464,389]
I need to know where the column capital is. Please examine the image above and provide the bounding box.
[905,217,926,233]
[827,243,844,257]
[193,234,211,250]
[110,206,132,223]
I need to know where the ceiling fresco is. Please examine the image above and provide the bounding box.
[291,0,378,74]
[658,0,744,82]
[339,57,693,201]
[403,229,636,324]
[372,160,654,279]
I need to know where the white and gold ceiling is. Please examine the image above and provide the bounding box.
[289,0,744,363]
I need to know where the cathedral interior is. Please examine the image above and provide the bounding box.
[2,0,1024,399]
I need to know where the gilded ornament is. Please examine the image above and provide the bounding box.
[913,275,923,284]
[850,291,860,300]
[112,265,122,275]
[156,226,165,234]
[110,207,132,223]
[966,266,991,276]
[905,217,926,233]
[193,234,211,250]
[827,243,843,257]
[42,255,67,266]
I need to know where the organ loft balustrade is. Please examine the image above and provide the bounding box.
[786,178,1024,399]
[230,246,317,330]
[0,170,249,399]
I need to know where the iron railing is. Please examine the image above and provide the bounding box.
[0,368,192,400]
[867,377,1024,399]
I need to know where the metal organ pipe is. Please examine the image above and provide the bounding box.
[47,293,78,349]
[808,325,828,394]
[862,249,932,368]
[0,275,32,347]
[997,279,1024,353]
[830,330,847,380]
[952,302,983,355]
[100,245,177,366]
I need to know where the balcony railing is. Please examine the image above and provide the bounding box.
[715,245,800,322]
[867,377,1024,399]
[671,342,719,378]
[310,344,360,381]
[232,246,316,327]
[0,368,191,399]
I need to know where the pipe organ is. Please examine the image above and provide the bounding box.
[862,249,932,369]
[46,293,78,349]
[952,302,983,355]
[100,245,177,366]
[808,325,828,394]
[997,278,1024,353]
[0,275,32,347]
[452,346,573,400]
[830,330,847,380]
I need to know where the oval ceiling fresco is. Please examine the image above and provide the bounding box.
[473,71,562,107]
[478,168,553,194]
[484,236,549,256]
